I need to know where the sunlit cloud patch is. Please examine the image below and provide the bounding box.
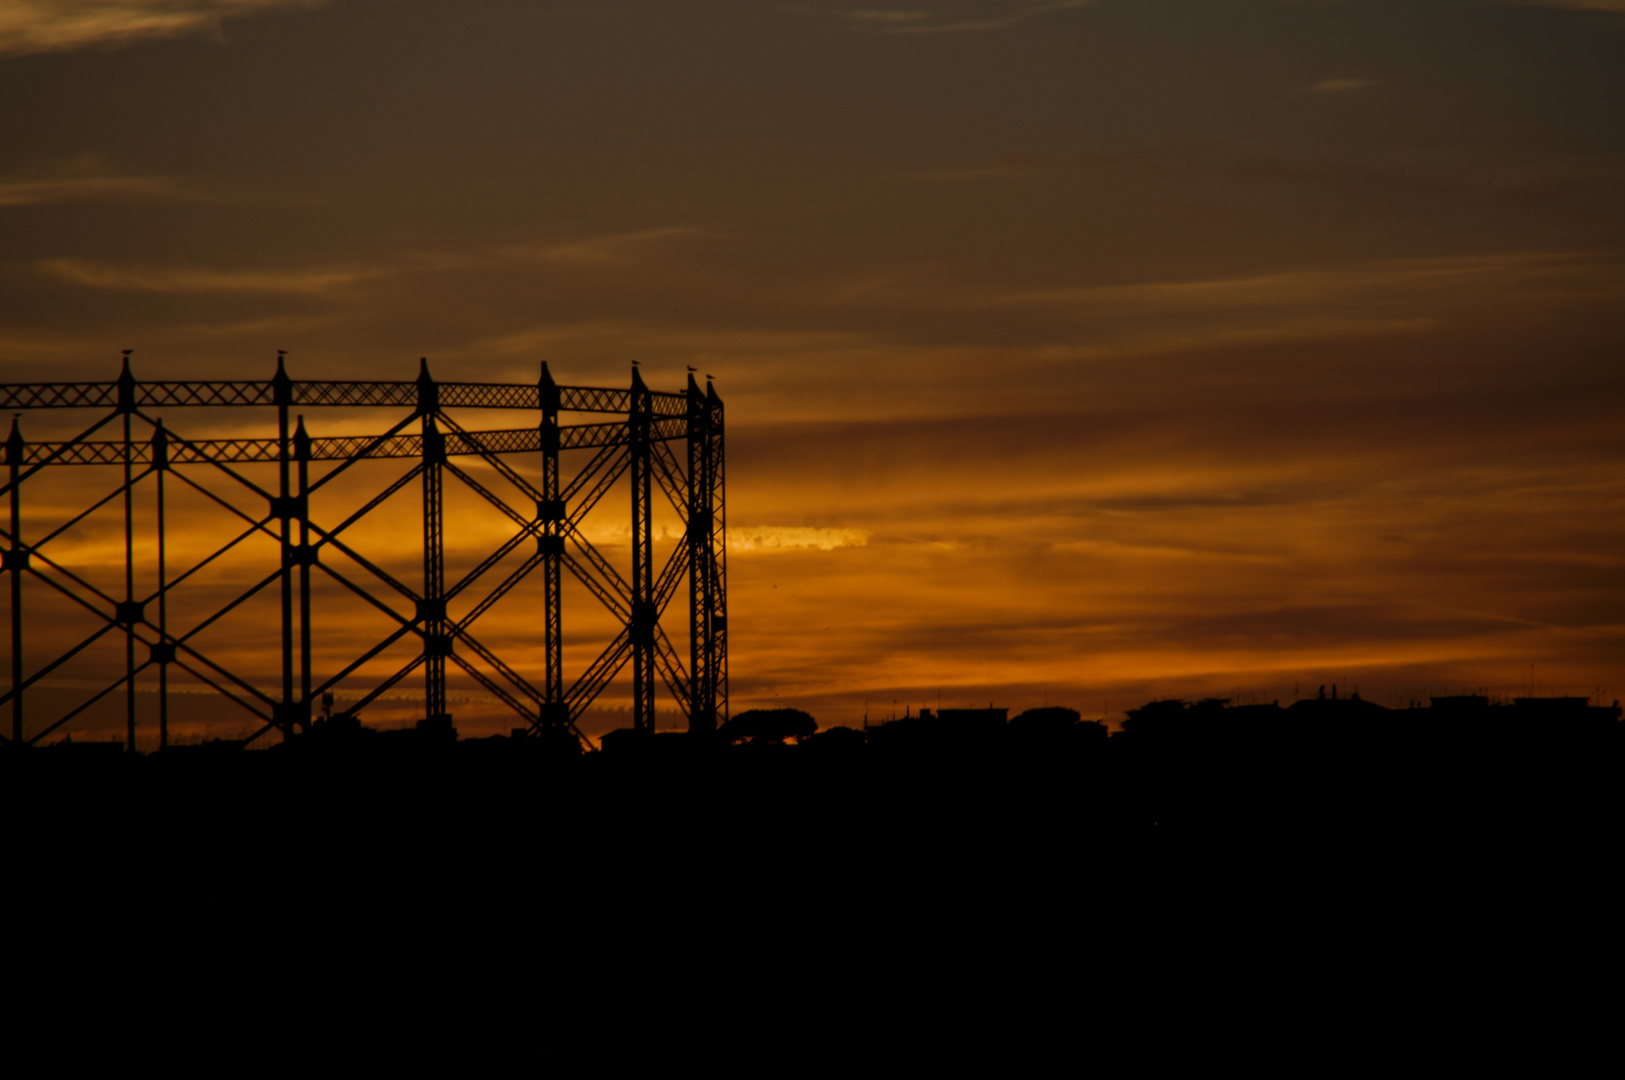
[729,527,871,553]
[0,1,328,58]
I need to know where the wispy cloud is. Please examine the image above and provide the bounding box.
[1294,1,1625,13]
[792,1,1093,35]
[514,227,710,266]
[1523,1,1625,11]
[827,9,932,27]
[731,527,871,553]
[1288,77,1380,98]
[0,0,327,59]
[986,252,1615,315]
[0,173,189,206]
[31,227,707,294]
[37,256,385,293]
[903,141,1625,215]
[0,155,221,206]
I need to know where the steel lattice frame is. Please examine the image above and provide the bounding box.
[0,355,726,751]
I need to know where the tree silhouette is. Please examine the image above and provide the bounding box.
[718,708,817,745]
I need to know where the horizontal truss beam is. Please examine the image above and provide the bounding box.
[12,419,689,467]
[0,381,689,415]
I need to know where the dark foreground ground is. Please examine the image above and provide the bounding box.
[9,706,1617,1052]
[8,696,1622,856]
[7,705,1621,983]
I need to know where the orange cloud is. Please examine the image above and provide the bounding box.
[0,1,328,58]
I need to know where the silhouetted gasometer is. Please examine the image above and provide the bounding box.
[0,356,728,752]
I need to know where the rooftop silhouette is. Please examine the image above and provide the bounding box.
[9,690,1620,844]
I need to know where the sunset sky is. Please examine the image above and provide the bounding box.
[2,0,1622,742]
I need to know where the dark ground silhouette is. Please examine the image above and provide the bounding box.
[7,693,1621,855]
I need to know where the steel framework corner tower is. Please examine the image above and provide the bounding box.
[686,374,727,734]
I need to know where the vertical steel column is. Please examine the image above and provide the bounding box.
[418,359,448,731]
[7,418,23,746]
[708,380,729,725]
[686,373,713,735]
[274,351,295,741]
[153,421,169,749]
[295,416,312,730]
[539,363,563,726]
[630,366,654,733]
[119,352,137,751]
